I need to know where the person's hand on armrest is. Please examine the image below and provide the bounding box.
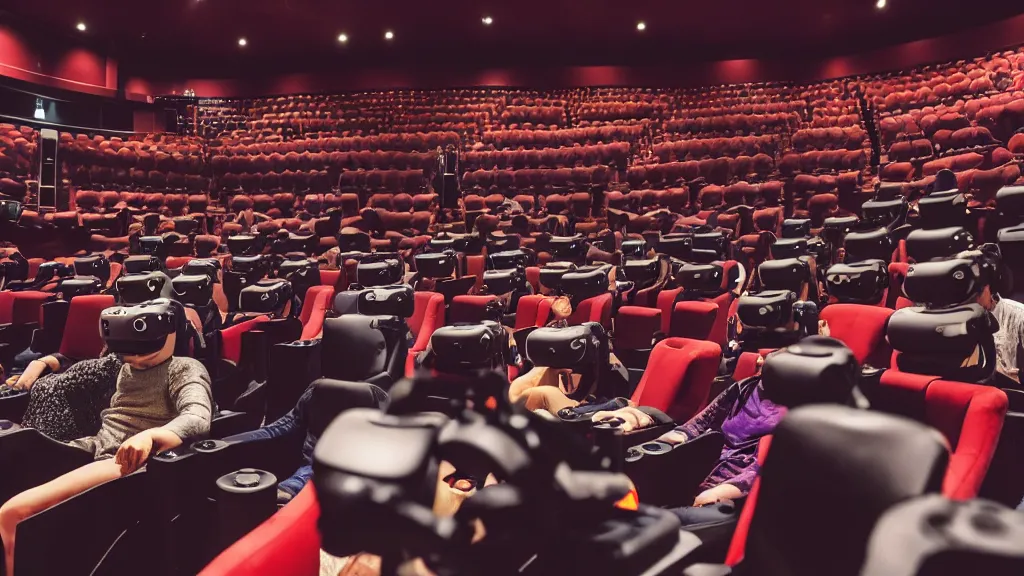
[693,483,744,507]
[114,428,185,475]
[9,355,63,390]
[592,406,654,432]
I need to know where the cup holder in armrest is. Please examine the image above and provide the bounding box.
[624,431,725,508]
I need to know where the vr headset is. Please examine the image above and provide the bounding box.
[415,252,458,279]
[139,236,165,256]
[171,274,214,307]
[99,298,185,355]
[538,262,576,292]
[239,279,294,314]
[57,276,104,300]
[825,260,889,305]
[227,234,262,256]
[356,258,404,287]
[760,336,861,409]
[902,256,992,308]
[737,290,798,331]
[759,258,811,293]
[181,258,221,284]
[522,322,608,370]
[337,231,371,253]
[356,285,415,318]
[657,234,693,260]
[428,321,508,372]
[692,231,728,262]
[559,266,610,302]
[887,304,997,382]
[782,218,811,239]
[547,234,588,262]
[489,249,531,271]
[123,255,162,275]
[486,233,521,254]
[619,258,661,291]
[918,190,967,229]
[0,255,28,284]
[117,271,169,305]
[278,258,319,281]
[861,196,908,227]
[0,199,22,222]
[620,239,648,261]
[905,227,975,262]
[73,254,111,285]
[771,237,807,260]
[997,185,1024,218]
[231,254,269,275]
[285,232,318,254]
[675,262,725,296]
[843,227,893,263]
[482,267,526,295]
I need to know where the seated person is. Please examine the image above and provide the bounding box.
[0,299,213,576]
[965,248,1024,384]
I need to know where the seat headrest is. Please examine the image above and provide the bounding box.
[171,274,214,307]
[619,257,661,290]
[675,262,724,295]
[181,258,221,284]
[227,234,261,255]
[770,237,808,260]
[356,258,404,287]
[123,255,161,275]
[620,239,648,261]
[737,289,797,330]
[745,405,948,576]
[100,298,185,356]
[58,276,104,300]
[428,321,508,372]
[657,235,693,260]
[782,218,811,238]
[414,252,458,279]
[996,185,1024,219]
[559,266,609,301]
[761,336,860,408]
[905,227,975,262]
[903,257,992,308]
[117,271,169,305]
[825,260,889,305]
[888,304,997,382]
[482,267,525,295]
[309,379,389,440]
[862,197,907,227]
[860,495,1024,576]
[843,227,893,263]
[337,231,371,253]
[73,254,110,284]
[239,279,294,314]
[488,249,530,271]
[522,322,607,369]
[231,254,268,274]
[759,257,811,293]
[918,191,967,229]
[357,285,415,318]
[547,234,588,262]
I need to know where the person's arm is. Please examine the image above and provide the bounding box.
[662,382,741,445]
[9,354,66,390]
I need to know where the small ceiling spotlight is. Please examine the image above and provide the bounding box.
[238,37,247,47]
[876,0,887,8]
[482,16,493,25]
[76,22,87,32]
[338,33,349,43]
[636,21,647,32]
[385,30,394,40]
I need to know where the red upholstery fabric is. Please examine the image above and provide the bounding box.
[299,286,335,341]
[525,266,541,293]
[669,301,719,341]
[11,291,53,324]
[0,291,13,324]
[464,254,486,292]
[568,292,613,329]
[656,288,683,335]
[706,291,734,347]
[613,306,662,350]
[58,295,115,360]
[407,291,445,375]
[448,295,497,324]
[819,304,894,367]
[926,380,1007,499]
[514,295,554,330]
[725,435,773,566]
[629,337,721,422]
[220,316,270,364]
[318,269,343,290]
[733,351,762,381]
[165,256,193,269]
[199,483,320,576]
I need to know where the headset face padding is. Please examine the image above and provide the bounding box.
[489,249,530,271]
[73,255,111,284]
[58,276,104,300]
[356,284,415,318]
[414,252,458,279]
[675,262,724,294]
[559,266,609,301]
[117,271,169,305]
[482,267,525,295]
[825,260,889,305]
[782,218,811,239]
[843,227,893,263]
[737,290,797,330]
[171,274,214,307]
[888,304,997,382]
[123,255,161,275]
[522,322,606,369]
[620,239,647,261]
[428,321,508,372]
[181,258,221,284]
[905,227,975,263]
[903,257,988,308]
[356,259,404,287]
[239,279,294,314]
[759,258,811,293]
[100,298,181,355]
[761,336,860,408]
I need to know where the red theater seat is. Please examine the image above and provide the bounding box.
[298,285,335,340]
[629,337,721,422]
[407,291,445,375]
[568,293,613,330]
[59,295,116,361]
[448,295,497,324]
[514,295,554,330]
[819,304,894,367]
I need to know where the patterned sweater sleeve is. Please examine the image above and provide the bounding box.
[162,359,214,442]
[674,382,740,440]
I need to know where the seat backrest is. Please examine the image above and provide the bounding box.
[568,292,613,329]
[514,294,554,330]
[58,294,116,360]
[448,295,497,325]
[321,315,391,382]
[0,291,14,324]
[629,337,721,422]
[668,301,718,341]
[299,285,335,340]
[11,291,53,325]
[408,291,445,352]
[820,304,895,367]
[220,315,271,364]
[319,269,343,290]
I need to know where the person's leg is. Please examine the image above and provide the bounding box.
[521,386,578,413]
[276,465,312,504]
[0,458,122,576]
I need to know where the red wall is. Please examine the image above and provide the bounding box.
[125,13,1024,98]
[0,23,117,97]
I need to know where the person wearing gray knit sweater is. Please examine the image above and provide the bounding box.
[0,331,212,576]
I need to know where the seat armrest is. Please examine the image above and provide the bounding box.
[0,389,31,424]
[211,410,261,439]
[29,327,61,354]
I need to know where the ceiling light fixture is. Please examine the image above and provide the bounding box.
[385,30,394,40]
[482,16,493,25]
[876,0,886,8]
[238,37,247,47]
[636,21,647,31]
[76,22,87,32]
[338,33,349,43]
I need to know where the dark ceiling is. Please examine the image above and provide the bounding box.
[5,0,1024,79]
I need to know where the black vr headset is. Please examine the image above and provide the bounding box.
[482,267,526,295]
[657,234,693,261]
[620,239,648,261]
[356,285,415,318]
[888,304,998,383]
[547,234,588,263]
[181,258,221,284]
[538,262,576,293]
[99,298,186,356]
[782,218,811,239]
[123,255,162,275]
[918,190,967,229]
[522,322,609,376]
[488,249,531,271]
[843,227,893,263]
[559,265,610,303]
[905,227,975,263]
[619,257,662,292]
[227,234,263,256]
[231,254,269,275]
[337,231,372,253]
[429,232,482,255]
[902,249,1004,309]
[171,274,214,307]
[770,236,826,261]
[284,232,318,255]
[861,196,908,228]
[824,260,889,305]
[57,276,104,300]
[759,258,812,294]
[415,252,459,279]
[737,289,798,332]
[356,258,404,287]
[277,259,320,298]
[117,271,169,305]
[674,262,725,296]
[428,321,509,373]
[73,254,111,285]
[692,231,729,263]
[760,336,861,409]
[1,253,28,284]
[0,199,23,222]
[32,261,74,285]
[486,233,521,255]
[239,279,294,315]
[138,235,165,256]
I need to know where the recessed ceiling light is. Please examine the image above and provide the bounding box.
[876,0,886,8]
[338,33,349,43]
[76,22,87,32]
[636,21,646,31]
[384,30,394,40]
[238,37,247,47]
[482,16,493,25]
